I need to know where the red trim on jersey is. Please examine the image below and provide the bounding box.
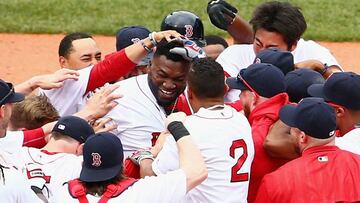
[23,128,46,148]
[40,150,60,155]
[224,71,231,78]
[85,49,137,94]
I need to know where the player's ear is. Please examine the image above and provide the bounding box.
[59,56,68,69]
[76,143,84,156]
[0,105,5,119]
[334,106,345,118]
[187,87,193,99]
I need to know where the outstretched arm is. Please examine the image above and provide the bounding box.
[15,68,79,95]
[207,0,253,44]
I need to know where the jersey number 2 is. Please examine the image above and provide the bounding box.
[229,139,249,182]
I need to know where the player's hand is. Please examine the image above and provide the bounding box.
[91,117,118,133]
[207,0,238,30]
[151,131,170,157]
[294,59,324,72]
[26,163,46,190]
[129,149,154,166]
[170,38,206,61]
[83,84,122,119]
[154,30,182,42]
[165,112,187,129]
[34,68,80,90]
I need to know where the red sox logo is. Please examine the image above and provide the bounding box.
[184,25,193,38]
[131,37,141,44]
[91,153,102,167]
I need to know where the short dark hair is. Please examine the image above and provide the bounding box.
[204,35,228,48]
[250,1,307,49]
[153,39,189,63]
[58,32,93,58]
[188,58,225,99]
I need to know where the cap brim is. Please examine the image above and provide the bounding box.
[6,92,25,103]
[279,104,298,127]
[226,77,247,90]
[307,84,327,99]
[80,164,122,182]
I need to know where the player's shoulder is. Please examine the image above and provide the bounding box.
[218,44,253,59]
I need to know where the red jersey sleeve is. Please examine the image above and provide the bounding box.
[85,49,137,93]
[226,99,243,112]
[23,128,46,148]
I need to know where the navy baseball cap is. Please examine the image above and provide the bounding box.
[254,48,294,75]
[226,63,286,98]
[308,72,360,110]
[52,116,94,143]
[280,97,336,139]
[116,25,153,66]
[285,69,325,103]
[80,132,124,182]
[0,80,24,105]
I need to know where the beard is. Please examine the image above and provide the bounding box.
[242,103,251,118]
[148,77,180,107]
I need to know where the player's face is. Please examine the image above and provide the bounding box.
[61,38,101,70]
[239,90,255,118]
[203,44,225,60]
[148,55,190,107]
[0,103,13,132]
[253,28,296,55]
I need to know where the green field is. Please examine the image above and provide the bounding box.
[0,0,359,41]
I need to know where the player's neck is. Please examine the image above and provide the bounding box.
[192,97,224,113]
[42,139,75,154]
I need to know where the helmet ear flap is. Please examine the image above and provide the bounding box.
[161,11,205,46]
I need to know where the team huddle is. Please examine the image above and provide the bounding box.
[1,0,360,203]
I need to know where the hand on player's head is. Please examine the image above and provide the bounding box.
[169,38,207,61]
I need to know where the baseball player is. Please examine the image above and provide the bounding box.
[104,39,205,159]
[307,72,360,154]
[115,25,152,79]
[226,63,289,202]
[135,58,254,202]
[15,116,94,199]
[209,1,342,102]
[40,30,181,116]
[50,113,207,203]
[255,98,360,202]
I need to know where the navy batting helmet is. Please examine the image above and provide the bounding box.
[161,11,206,47]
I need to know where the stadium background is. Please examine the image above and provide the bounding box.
[0,0,359,83]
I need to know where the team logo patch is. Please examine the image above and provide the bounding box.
[91,153,102,167]
[58,124,65,130]
[329,130,335,137]
[317,156,328,162]
[184,25,193,38]
[131,37,141,44]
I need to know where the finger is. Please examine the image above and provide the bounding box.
[97,117,113,126]
[59,68,80,76]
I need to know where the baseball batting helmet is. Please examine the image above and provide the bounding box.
[161,11,206,47]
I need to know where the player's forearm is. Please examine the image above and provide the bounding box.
[139,159,156,178]
[264,120,299,159]
[176,136,207,192]
[15,76,41,95]
[228,15,254,44]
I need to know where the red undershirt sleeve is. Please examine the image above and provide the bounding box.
[23,128,46,148]
[85,49,137,94]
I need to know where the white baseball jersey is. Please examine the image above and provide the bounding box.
[335,128,360,155]
[152,105,254,203]
[0,163,43,203]
[39,66,92,116]
[17,147,83,199]
[49,169,186,203]
[216,38,342,102]
[105,74,167,158]
[0,131,25,170]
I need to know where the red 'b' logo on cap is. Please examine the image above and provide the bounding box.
[184,25,193,38]
[91,153,102,167]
